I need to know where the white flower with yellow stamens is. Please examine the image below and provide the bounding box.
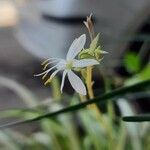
[35,34,99,95]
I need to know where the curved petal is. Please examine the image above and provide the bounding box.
[45,69,60,85]
[68,70,86,95]
[66,34,86,60]
[73,59,99,68]
[60,70,67,93]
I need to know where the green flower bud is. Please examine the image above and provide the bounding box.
[78,33,108,61]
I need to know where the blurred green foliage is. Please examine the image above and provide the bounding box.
[0,76,150,149]
[0,49,149,149]
[123,52,141,74]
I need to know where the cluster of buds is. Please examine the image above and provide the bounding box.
[78,33,108,61]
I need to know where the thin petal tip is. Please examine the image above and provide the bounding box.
[79,90,87,96]
[82,92,87,96]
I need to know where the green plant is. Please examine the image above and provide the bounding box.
[0,15,150,150]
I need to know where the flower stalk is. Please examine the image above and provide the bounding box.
[84,14,95,99]
[86,66,94,99]
[83,15,113,137]
[83,14,97,101]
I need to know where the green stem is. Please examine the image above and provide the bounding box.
[86,66,94,99]
[51,77,61,101]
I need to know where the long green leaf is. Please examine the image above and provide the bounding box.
[123,115,150,122]
[0,79,149,128]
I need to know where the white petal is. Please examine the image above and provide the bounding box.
[68,70,86,95]
[56,60,66,70]
[66,34,86,60]
[60,70,67,93]
[73,59,99,68]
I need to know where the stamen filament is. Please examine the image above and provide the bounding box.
[42,73,48,80]
[34,65,58,77]
[43,60,59,70]
[44,70,60,85]
[41,58,60,66]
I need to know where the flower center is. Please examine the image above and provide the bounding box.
[66,60,73,69]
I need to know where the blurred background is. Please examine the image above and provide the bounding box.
[0,0,150,149]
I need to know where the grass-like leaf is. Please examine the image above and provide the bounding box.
[122,115,150,122]
[0,79,150,128]
[0,76,38,107]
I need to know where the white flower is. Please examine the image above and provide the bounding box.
[35,34,99,95]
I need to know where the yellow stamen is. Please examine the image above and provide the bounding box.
[41,60,49,66]
[42,73,47,80]
[43,63,49,70]
[44,78,52,85]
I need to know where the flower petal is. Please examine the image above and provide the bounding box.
[66,34,86,60]
[73,59,99,68]
[60,70,67,93]
[68,70,86,95]
[56,60,66,70]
